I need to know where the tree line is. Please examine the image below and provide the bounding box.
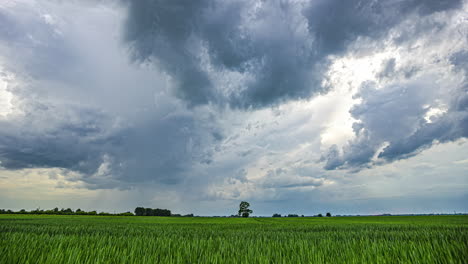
[0,207,194,217]
[134,207,171,216]
[0,208,133,216]
[0,202,332,218]
[272,212,332,217]
[133,207,194,217]
[236,201,333,218]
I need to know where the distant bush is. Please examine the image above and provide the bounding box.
[118,212,134,216]
[272,213,282,217]
[98,212,111,216]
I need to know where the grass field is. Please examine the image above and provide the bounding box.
[0,215,467,263]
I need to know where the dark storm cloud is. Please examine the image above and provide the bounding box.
[0,4,77,80]
[0,103,118,174]
[124,0,215,105]
[0,96,220,188]
[123,0,319,108]
[311,0,467,171]
[0,1,221,189]
[304,0,462,55]
[109,111,221,185]
[403,0,463,15]
[324,81,468,170]
[378,86,468,162]
[0,0,466,190]
[123,0,462,108]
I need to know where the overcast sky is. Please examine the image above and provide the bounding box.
[0,0,467,216]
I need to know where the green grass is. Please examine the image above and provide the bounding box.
[1,215,467,263]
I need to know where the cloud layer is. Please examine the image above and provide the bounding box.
[322,3,468,169]
[0,0,467,213]
[123,0,463,109]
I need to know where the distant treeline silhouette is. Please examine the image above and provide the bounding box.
[272,213,332,217]
[0,207,194,217]
[133,207,193,217]
[134,207,170,216]
[1,207,333,218]
[0,208,133,216]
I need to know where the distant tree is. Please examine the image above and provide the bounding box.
[53,207,59,213]
[134,207,172,216]
[238,201,253,217]
[272,213,281,217]
[288,214,299,217]
[98,212,111,216]
[134,207,145,216]
[76,209,86,215]
[326,212,332,217]
[163,209,171,216]
[317,214,323,217]
[145,208,154,216]
[153,208,171,216]
[152,209,159,216]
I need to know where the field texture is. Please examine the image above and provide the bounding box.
[0,215,467,263]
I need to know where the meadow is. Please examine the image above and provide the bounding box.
[0,215,467,263]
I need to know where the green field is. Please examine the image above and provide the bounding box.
[0,215,467,263]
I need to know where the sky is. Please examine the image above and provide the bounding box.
[0,0,467,216]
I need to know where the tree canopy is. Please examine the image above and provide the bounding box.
[238,201,253,217]
[134,207,171,216]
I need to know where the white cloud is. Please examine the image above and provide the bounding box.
[0,67,14,117]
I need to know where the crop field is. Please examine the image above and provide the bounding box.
[0,215,467,263]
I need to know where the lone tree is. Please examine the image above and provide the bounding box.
[238,201,253,217]
[326,212,332,217]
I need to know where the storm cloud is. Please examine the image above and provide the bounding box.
[123,0,463,109]
[321,0,468,170]
[324,81,468,170]
[0,0,467,214]
[0,1,220,189]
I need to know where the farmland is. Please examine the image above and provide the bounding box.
[0,215,467,263]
